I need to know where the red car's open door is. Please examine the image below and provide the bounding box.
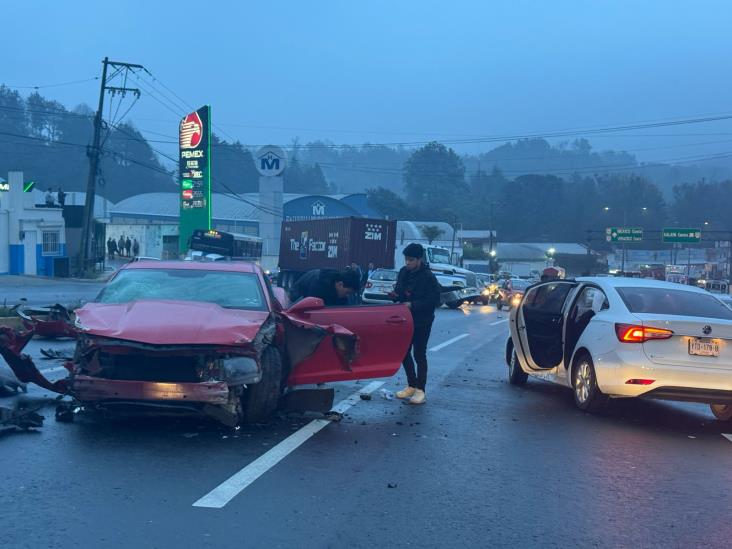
[281,299,413,386]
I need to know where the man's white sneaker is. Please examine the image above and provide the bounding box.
[396,386,416,399]
[408,389,426,405]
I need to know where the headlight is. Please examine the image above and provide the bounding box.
[482,289,490,296]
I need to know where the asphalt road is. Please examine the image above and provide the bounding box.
[2,301,732,548]
[0,275,105,307]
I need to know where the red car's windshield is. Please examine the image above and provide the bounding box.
[96,269,268,311]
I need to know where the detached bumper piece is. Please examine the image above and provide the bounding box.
[18,304,77,339]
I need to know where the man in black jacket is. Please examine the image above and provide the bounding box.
[289,269,361,307]
[393,243,441,404]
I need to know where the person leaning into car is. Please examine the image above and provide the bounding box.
[392,242,441,405]
[288,268,361,307]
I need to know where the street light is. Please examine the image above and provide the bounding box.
[547,247,556,256]
[489,250,497,258]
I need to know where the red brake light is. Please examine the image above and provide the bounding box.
[625,379,656,385]
[615,323,674,343]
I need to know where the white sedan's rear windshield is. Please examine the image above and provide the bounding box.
[97,269,267,310]
[616,287,732,320]
[371,270,397,281]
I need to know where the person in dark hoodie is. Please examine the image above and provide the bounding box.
[392,242,441,405]
[289,269,361,307]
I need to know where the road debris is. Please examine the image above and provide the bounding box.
[40,348,74,360]
[0,364,27,394]
[380,389,395,400]
[0,405,44,434]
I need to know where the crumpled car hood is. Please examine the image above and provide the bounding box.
[76,300,269,346]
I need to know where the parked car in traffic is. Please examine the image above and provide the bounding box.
[506,277,732,421]
[0,261,413,426]
[362,269,399,304]
[497,278,532,310]
[474,274,499,305]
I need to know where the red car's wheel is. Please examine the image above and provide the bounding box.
[242,346,283,423]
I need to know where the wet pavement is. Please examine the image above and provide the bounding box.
[2,295,732,548]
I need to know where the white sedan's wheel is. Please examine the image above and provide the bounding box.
[575,361,591,403]
[710,403,732,421]
[508,350,528,386]
[572,355,607,412]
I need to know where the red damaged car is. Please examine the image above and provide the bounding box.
[0,261,413,425]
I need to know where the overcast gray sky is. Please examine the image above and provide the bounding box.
[3,0,732,164]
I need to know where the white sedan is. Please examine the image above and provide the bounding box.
[362,269,398,304]
[506,277,732,421]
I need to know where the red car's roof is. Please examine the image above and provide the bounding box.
[121,260,260,273]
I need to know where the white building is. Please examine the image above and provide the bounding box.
[0,171,67,276]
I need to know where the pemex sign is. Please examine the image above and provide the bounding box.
[179,105,211,253]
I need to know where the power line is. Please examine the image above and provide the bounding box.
[138,69,239,143]
[2,76,100,90]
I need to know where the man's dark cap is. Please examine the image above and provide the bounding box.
[402,242,425,259]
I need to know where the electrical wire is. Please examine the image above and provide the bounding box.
[2,76,99,90]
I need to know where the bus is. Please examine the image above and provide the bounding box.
[189,229,263,262]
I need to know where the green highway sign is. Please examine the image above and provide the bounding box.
[662,228,701,243]
[606,227,643,243]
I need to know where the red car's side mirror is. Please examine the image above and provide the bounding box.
[287,296,325,314]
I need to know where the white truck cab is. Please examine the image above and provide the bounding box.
[395,243,482,308]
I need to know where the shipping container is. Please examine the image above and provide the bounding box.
[279,217,396,287]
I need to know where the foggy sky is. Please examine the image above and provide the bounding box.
[3,0,732,165]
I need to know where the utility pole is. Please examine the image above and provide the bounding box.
[80,57,143,274]
[450,214,458,265]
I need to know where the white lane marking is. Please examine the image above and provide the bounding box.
[192,380,385,509]
[490,319,508,326]
[429,333,469,352]
[722,434,732,443]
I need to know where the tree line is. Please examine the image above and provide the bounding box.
[0,86,333,201]
[367,141,732,246]
[2,85,731,232]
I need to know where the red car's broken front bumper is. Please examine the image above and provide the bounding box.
[71,376,230,404]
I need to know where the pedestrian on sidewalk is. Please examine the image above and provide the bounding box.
[118,235,125,257]
[106,237,114,259]
[124,236,131,258]
[132,238,140,257]
[392,243,441,405]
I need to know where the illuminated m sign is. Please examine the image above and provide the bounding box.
[260,153,281,172]
[255,145,287,177]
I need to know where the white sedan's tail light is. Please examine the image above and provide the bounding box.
[615,323,674,343]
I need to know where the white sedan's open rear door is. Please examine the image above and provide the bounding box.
[511,281,578,371]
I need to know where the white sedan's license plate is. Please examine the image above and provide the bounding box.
[689,339,720,357]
